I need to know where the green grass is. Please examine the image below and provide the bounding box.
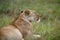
[0,14,13,27]
[0,0,60,40]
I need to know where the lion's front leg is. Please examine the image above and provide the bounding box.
[22,39,24,40]
[32,34,41,40]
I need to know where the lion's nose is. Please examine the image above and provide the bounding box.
[39,14,42,18]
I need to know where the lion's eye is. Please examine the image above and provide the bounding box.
[37,17,39,21]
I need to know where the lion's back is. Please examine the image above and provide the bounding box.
[0,25,23,40]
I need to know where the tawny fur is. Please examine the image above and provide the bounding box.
[0,9,40,40]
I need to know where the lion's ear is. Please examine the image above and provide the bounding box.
[21,10,23,13]
[24,10,30,15]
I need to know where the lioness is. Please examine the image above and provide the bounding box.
[0,9,41,40]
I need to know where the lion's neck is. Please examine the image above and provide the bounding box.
[12,18,32,38]
[13,18,31,27]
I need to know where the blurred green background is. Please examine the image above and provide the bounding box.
[0,0,60,40]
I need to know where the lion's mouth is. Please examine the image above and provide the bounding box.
[37,18,40,23]
[36,17,40,23]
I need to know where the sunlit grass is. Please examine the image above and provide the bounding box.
[0,0,60,40]
[0,14,14,27]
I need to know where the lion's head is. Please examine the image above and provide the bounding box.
[19,9,41,23]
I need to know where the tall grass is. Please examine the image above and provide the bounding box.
[0,0,60,40]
